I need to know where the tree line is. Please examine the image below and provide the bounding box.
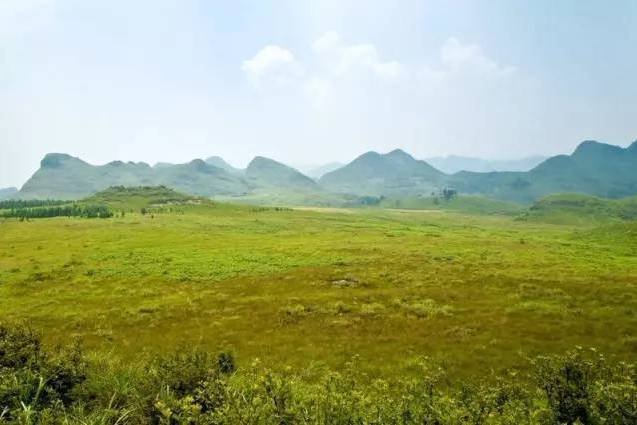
[0,204,113,219]
[0,199,70,210]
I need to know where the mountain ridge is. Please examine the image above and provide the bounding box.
[13,139,637,203]
[450,140,637,202]
[19,154,248,199]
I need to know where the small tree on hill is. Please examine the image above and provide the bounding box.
[442,188,457,201]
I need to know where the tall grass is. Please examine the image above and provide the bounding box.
[0,324,635,424]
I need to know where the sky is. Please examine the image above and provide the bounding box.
[1,0,636,188]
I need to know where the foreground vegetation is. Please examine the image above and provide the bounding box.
[1,324,635,424]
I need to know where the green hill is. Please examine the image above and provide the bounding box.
[246,156,318,190]
[81,186,202,210]
[20,154,156,199]
[519,193,637,224]
[153,159,249,196]
[319,149,444,196]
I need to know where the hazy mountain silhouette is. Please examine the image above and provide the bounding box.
[205,156,243,174]
[14,140,637,203]
[297,162,345,179]
[426,155,547,174]
[0,187,18,200]
[19,154,248,199]
[450,140,637,203]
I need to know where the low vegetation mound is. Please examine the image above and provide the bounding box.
[519,193,637,224]
[0,186,199,219]
[82,185,202,210]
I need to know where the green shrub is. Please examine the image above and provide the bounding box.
[0,325,86,422]
[1,324,636,424]
[533,347,637,424]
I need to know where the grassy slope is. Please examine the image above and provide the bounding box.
[0,203,636,379]
[81,185,201,210]
[520,193,637,224]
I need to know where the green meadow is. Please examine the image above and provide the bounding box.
[2,198,636,380]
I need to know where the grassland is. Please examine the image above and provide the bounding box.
[1,197,636,384]
[380,195,524,215]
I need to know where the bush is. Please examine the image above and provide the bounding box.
[0,325,42,370]
[1,324,636,424]
[533,347,637,424]
[0,325,86,422]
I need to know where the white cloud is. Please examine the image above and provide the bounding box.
[243,32,409,107]
[239,33,538,161]
[312,31,405,80]
[439,37,515,76]
[241,45,304,89]
[242,33,515,108]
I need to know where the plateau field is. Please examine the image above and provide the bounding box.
[2,191,636,374]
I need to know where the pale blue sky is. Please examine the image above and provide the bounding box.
[1,0,636,187]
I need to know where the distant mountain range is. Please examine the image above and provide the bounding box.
[18,154,247,199]
[296,162,345,179]
[449,140,637,203]
[0,187,18,200]
[10,140,637,204]
[425,155,547,174]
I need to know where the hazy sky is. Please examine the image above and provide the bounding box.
[1,0,636,188]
